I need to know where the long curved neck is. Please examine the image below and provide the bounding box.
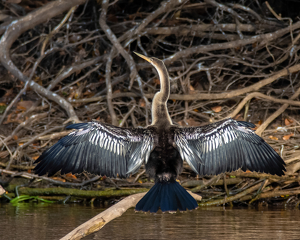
[151,62,172,127]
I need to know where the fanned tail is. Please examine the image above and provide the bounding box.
[135,181,198,213]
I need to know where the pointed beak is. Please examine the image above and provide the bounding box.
[133,52,152,63]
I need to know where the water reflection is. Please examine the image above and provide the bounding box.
[1,203,300,240]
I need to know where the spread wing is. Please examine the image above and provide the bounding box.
[34,122,155,178]
[174,118,285,176]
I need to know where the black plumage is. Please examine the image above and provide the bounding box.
[35,53,285,213]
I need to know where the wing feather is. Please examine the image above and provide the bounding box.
[34,122,155,178]
[174,118,285,176]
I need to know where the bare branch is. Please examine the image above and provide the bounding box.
[164,21,300,64]
[256,86,300,136]
[0,0,86,122]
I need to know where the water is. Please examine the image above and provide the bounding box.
[1,203,300,240]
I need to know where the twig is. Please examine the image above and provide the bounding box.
[0,162,34,170]
[264,1,285,21]
[19,126,64,150]
[145,24,278,36]
[0,110,55,149]
[48,56,103,91]
[19,130,72,142]
[191,175,220,192]
[0,169,102,187]
[229,3,262,21]
[227,91,300,119]
[41,5,78,55]
[239,188,300,202]
[104,49,118,125]
[164,21,300,64]
[204,0,245,22]
[71,63,300,103]
[119,105,136,127]
[256,86,300,136]
[198,181,262,207]
[121,0,188,46]
[0,0,85,122]
[6,125,63,170]
[99,0,150,124]
[60,64,102,91]
[133,169,146,183]
[0,81,29,125]
[94,73,129,97]
[249,179,270,204]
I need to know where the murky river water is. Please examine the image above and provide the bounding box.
[1,203,300,240]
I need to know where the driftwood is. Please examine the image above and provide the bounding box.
[60,193,147,240]
[60,191,202,240]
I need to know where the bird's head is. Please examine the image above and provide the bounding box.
[134,52,165,69]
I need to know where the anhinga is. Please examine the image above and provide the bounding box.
[35,52,285,213]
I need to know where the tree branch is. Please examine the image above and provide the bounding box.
[0,0,86,123]
[164,21,300,64]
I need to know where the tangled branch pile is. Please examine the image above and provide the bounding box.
[1,0,300,208]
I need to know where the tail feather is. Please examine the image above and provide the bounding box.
[142,183,161,212]
[135,181,198,213]
[174,182,196,211]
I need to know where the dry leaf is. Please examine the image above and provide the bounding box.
[178,118,200,127]
[93,48,100,57]
[189,85,195,91]
[4,88,13,97]
[257,120,263,126]
[83,89,94,98]
[65,173,77,179]
[0,151,9,159]
[52,177,66,182]
[173,10,181,19]
[0,103,7,114]
[233,114,243,121]
[69,34,82,43]
[113,89,121,94]
[268,136,278,140]
[283,133,294,140]
[139,98,146,108]
[31,156,39,160]
[16,105,26,111]
[13,135,18,140]
[17,100,34,110]
[211,106,222,113]
[284,118,293,126]
[153,78,160,85]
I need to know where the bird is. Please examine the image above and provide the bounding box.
[34,52,285,213]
